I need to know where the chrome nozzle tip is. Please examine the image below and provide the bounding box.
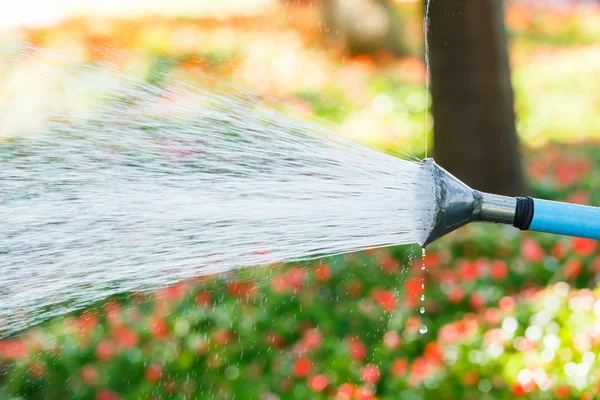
[421,159,478,246]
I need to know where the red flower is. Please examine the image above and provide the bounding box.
[347,336,367,361]
[337,383,355,399]
[294,358,312,377]
[484,308,502,325]
[195,292,212,308]
[145,363,163,383]
[104,301,121,325]
[227,281,257,300]
[392,358,409,377]
[592,256,600,272]
[405,316,421,334]
[81,365,99,384]
[438,270,456,284]
[273,269,306,293]
[303,328,322,351]
[551,242,569,260]
[499,296,515,312]
[114,328,138,348]
[288,267,306,291]
[527,156,549,179]
[556,160,587,188]
[0,339,27,360]
[511,383,526,397]
[424,341,443,363]
[315,264,332,282]
[514,337,537,352]
[96,340,114,362]
[212,329,233,346]
[439,320,478,344]
[490,260,508,281]
[271,275,288,293]
[462,371,479,386]
[410,357,432,381]
[458,260,478,281]
[149,317,169,339]
[484,329,504,346]
[354,385,375,400]
[573,237,596,256]
[566,190,589,205]
[469,292,486,310]
[158,283,188,301]
[448,286,465,304]
[79,311,99,331]
[405,278,423,297]
[373,289,397,312]
[522,239,544,262]
[439,324,458,343]
[361,364,380,384]
[564,259,582,278]
[96,391,120,400]
[380,255,399,273]
[309,374,328,392]
[423,252,440,269]
[555,384,570,398]
[383,330,401,350]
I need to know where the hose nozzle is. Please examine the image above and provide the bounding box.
[421,158,600,246]
[422,159,519,246]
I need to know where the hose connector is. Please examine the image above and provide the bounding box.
[514,197,534,230]
[477,192,517,225]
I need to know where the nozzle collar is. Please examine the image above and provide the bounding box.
[514,197,534,230]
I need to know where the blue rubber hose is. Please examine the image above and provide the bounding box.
[529,199,600,240]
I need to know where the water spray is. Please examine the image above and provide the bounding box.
[422,159,600,246]
[0,47,436,335]
[1,46,599,336]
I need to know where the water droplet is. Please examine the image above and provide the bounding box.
[419,324,428,334]
[421,283,424,289]
[420,294,425,301]
[421,247,426,257]
[420,307,425,314]
[421,265,425,271]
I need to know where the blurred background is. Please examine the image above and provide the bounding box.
[1,0,600,399]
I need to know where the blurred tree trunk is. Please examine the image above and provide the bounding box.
[322,0,405,56]
[429,0,524,196]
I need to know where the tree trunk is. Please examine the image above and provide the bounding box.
[322,0,405,56]
[429,0,524,196]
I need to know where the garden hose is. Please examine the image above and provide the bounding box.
[422,159,600,246]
